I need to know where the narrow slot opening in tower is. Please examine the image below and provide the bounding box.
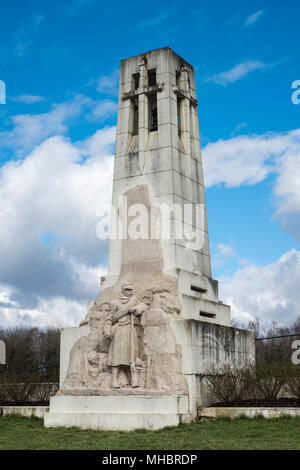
[177,96,182,138]
[132,73,140,90]
[200,312,216,319]
[132,96,139,135]
[149,92,158,132]
[148,69,156,87]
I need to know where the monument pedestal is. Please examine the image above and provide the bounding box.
[44,395,189,431]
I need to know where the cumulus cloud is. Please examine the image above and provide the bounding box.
[217,243,235,258]
[96,70,119,97]
[220,249,300,327]
[203,128,300,237]
[0,285,86,328]
[88,100,118,121]
[0,95,89,155]
[203,132,276,187]
[10,94,45,104]
[212,243,236,270]
[0,95,116,157]
[231,122,247,136]
[244,10,265,27]
[0,126,115,328]
[273,148,300,217]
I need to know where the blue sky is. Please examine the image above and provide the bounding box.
[0,0,300,329]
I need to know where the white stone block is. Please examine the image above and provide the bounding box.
[60,326,90,386]
[44,395,189,431]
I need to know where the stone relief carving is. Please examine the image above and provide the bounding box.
[106,281,145,389]
[59,184,188,396]
[60,282,187,395]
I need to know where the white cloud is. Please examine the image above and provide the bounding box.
[203,128,299,186]
[0,285,18,308]
[205,60,270,86]
[217,243,235,258]
[212,243,236,270]
[10,94,45,104]
[0,286,86,328]
[203,132,276,187]
[88,100,118,121]
[203,128,300,237]
[96,70,119,97]
[0,126,115,327]
[0,95,115,155]
[0,95,89,154]
[273,149,300,216]
[244,10,265,27]
[220,249,300,327]
[231,122,247,136]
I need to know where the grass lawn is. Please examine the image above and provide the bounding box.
[1,415,300,450]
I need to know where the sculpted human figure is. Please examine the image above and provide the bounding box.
[79,301,97,326]
[106,282,145,389]
[61,302,111,391]
[139,57,148,88]
[141,287,188,394]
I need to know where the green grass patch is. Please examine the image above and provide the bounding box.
[1,415,300,450]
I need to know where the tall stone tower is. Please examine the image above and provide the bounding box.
[105,47,230,326]
[45,48,255,431]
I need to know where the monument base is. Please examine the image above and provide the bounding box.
[44,395,190,431]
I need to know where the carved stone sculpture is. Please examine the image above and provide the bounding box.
[59,183,188,396]
[60,274,188,395]
[60,302,111,391]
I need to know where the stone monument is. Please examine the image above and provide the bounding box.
[45,48,255,431]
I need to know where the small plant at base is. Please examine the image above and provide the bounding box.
[254,363,286,401]
[204,362,249,403]
[285,364,300,399]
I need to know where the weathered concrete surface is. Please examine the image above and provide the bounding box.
[60,325,90,386]
[1,406,49,419]
[171,320,255,412]
[171,320,255,374]
[198,407,300,419]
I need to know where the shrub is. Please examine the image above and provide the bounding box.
[0,370,59,404]
[255,363,286,401]
[285,365,300,399]
[204,362,252,403]
[204,362,290,403]
[0,376,32,404]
